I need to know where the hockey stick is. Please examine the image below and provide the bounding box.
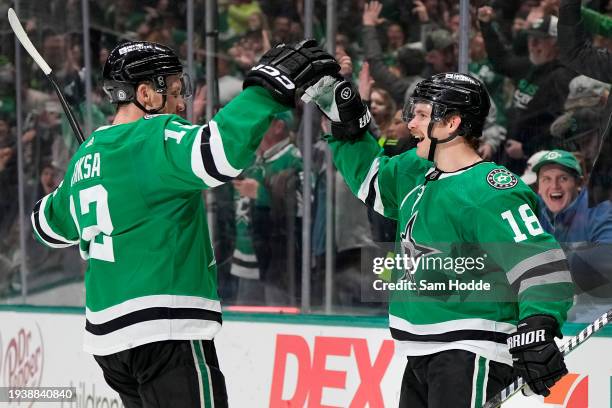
[7,8,85,145]
[482,309,612,408]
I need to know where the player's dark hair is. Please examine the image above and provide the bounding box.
[441,112,481,151]
[441,111,479,138]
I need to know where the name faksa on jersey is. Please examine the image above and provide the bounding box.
[31,87,288,355]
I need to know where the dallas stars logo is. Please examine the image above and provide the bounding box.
[544,151,562,160]
[487,169,518,190]
[398,212,440,282]
[235,196,251,223]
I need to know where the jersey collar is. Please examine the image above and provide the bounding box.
[425,160,489,182]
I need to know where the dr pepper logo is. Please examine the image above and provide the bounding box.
[1,323,44,390]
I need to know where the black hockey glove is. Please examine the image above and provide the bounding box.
[243,39,340,107]
[507,315,568,397]
[301,76,371,141]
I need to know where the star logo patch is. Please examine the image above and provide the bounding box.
[487,169,518,190]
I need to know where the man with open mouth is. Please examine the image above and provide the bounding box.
[303,72,574,407]
[534,149,612,322]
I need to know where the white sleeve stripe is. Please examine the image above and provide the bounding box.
[357,158,380,202]
[191,126,223,188]
[518,270,573,294]
[373,175,385,216]
[209,120,242,177]
[506,249,566,284]
[36,194,79,244]
[31,210,74,248]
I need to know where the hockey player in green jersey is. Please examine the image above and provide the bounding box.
[302,73,573,407]
[30,40,339,407]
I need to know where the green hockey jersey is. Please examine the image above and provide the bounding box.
[231,138,302,280]
[31,87,287,355]
[328,131,574,364]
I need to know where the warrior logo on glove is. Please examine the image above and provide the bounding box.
[340,87,352,100]
[358,109,372,129]
[302,77,372,141]
[508,315,568,397]
[507,328,546,349]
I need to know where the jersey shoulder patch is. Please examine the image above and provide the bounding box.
[486,168,518,190]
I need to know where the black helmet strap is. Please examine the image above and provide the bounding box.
[133,93,167,115]
[426,119,461,162]
[427,121,437,162]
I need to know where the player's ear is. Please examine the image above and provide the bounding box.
[444,114,461,132]
[451,114,462,132]
[136,82,152,106]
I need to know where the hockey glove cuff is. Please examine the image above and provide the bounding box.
[243,39,340,107]
[508,315,568,397]
[302,76,371,141]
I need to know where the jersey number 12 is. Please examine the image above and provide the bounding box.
[71,184,115,262]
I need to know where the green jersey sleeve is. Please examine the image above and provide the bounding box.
[327,132,430,219]
[149,86,289,191]
[31,179,80,248]
[32,86,287,248]
[469,187,574,327]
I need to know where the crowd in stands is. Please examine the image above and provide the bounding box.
[1,0,612,319]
